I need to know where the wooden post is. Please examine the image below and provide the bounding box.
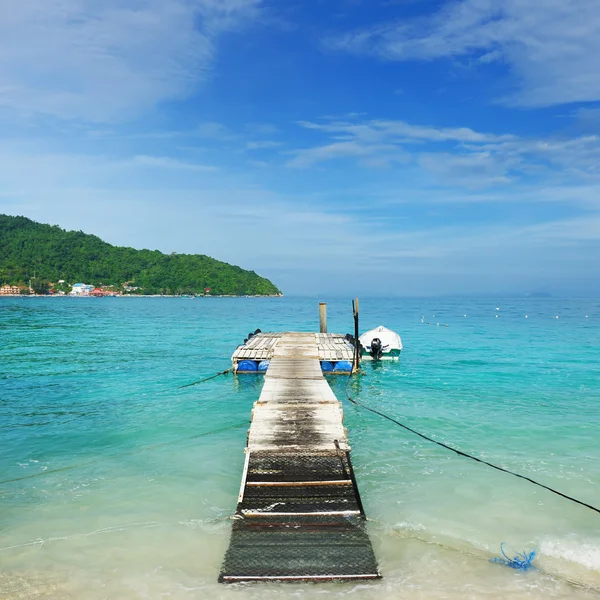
[319,303,327,333]
[353,298,360,371]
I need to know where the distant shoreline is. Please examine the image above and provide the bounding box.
[0,294,284,299]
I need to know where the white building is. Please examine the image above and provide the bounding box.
[69,283,94,296]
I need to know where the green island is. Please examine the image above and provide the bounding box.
[0,214,281,296]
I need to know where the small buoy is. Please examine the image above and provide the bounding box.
[321,361,334,372]
[333,361,353,373]
[257,360,269,373]
[463,314,467,317]
[525,315,528,318]
[586,315,589,318]
[237,360,258,372]
[496,315,499,318]
[556,315,559,319]
[496,307,500,311]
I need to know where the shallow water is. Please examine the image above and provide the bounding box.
[1,296,599,599]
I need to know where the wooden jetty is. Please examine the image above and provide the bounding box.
[219,332,380,583]
[231,332,355,367]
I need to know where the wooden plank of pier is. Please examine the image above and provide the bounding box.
[232,332,355,366]
[219,333,380,583]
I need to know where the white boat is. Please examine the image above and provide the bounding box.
[359,325,402,360]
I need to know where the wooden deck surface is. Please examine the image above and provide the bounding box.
[219,333,380,583]
[232,332,354,365]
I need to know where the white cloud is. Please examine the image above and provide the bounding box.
[289,118,517,172]
[286,141,371,167]
[195,121,239,140]
[393,184,600,211]
[473,135,600,180]
[374,119,516,143]
[246,140,282,150]
[247,159,270,168]
[245,123,281,136]
[290,117,514,168]
[289,116,600,186]
[0,0,260,121]
[298,119,514,143]
[418,151,512,187]
[329,0,600,107]
[286,140,407,168]
[132,155,217,171]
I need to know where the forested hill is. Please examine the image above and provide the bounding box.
[0,215,281,296]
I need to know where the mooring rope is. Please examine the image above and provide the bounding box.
[178,368,232,389]
[344,377,600,515]
[0,421,247,486]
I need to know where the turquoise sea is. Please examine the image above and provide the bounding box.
[1,296,599,599]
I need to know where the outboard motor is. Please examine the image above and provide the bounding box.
[370,337,383,360]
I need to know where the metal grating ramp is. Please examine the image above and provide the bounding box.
[219,333,380,583]
[219,513,379,581]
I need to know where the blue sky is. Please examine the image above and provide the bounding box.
[1,0,600,296]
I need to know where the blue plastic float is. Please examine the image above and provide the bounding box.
[257,360,270,373]
[333,360,353,373]
[237,360,258,372]
[320,361,334,372]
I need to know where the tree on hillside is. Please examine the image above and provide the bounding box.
[0,214,282,296]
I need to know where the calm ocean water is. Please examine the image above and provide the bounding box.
[1,296,599,599]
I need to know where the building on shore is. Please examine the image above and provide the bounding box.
[69,283,94,296]
[0,284,22,295]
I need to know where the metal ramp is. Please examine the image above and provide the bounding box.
[219,333,380,583]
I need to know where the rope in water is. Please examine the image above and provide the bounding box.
[178,368,232,389]
[0,421,247,486]
[344,376,600,515]
[1,369,240,487]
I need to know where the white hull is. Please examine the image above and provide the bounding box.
[359,325,402,360]
[360,353,400,361]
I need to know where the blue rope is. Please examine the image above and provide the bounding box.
[490,543,536,570]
